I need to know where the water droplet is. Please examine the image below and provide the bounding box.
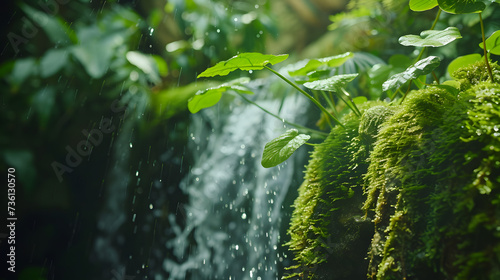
[241,213,247,219]
[217,28,220,33]
[129,143,133,148]
[149,204,153,209]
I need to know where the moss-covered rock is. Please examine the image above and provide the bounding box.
[285,101,394,279]
[286,61,500,279]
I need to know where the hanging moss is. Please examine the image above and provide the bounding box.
[286,61,500,279]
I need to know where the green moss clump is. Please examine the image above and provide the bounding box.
[363,86,459,279]
[363,62,500,280]
[286,61,500,279]
[285,101,393,279]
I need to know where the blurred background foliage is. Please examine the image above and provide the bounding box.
[0,0,499,279]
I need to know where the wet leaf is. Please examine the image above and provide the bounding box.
[188,78,252,113]
[197,53,288,78]
[399,27,462,47]
[409,0,438,11]
[447,53,482,78]
[479,30,500,55]
[437,0,485,14]
[303,74,358,91]
[383,56,441,91]
[261,129,311,168]
[288,52,353,76]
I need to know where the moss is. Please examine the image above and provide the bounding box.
[286,60,500,279]
[285,101,393,279]
[363,86,458,279]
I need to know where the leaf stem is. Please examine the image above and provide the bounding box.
[400,80,413,104]
[431,71,440,84]
[264,65,345,128]
[479,13,495,83]
[237,93,328,139]
[339,88,362,117]
[415,9,441,63]
[320,90,337,117]
[430,8,441,30]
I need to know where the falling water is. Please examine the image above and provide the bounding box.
[165,76,314,279]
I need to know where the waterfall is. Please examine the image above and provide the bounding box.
[165,77,314,279]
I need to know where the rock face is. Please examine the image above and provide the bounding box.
[286,61,500,279]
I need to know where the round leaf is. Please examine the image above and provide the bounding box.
[353,96,368,105]
[382,56,441,91]
[187,78,253,113]
[410,0,438,11]
[437,0,485,14]
[479,30,500,55]
[261,129,311,168]
[447,53,482,78]
[288,52,353,77]
[188,90,223,114]
[197,53,289,78]
[399,27,462,47]
[303,74,359,92]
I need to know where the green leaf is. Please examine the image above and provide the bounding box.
[288,52,353,76]
[399,27,462,47]
[188,78,252,113]
[479,30,500,55]
[20,4,72,45]
[72,42,113,78]
[383,56,441,91]
[9,58,36,86]
[437,0,485,14]
[410,0,438,11]
[353,96,368,104]
[71,26,126,78]
[197,53,288,78]
[447,53,482,78]
[303,74,359,91]
[40,49,68,78]
[261,129,311,168]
